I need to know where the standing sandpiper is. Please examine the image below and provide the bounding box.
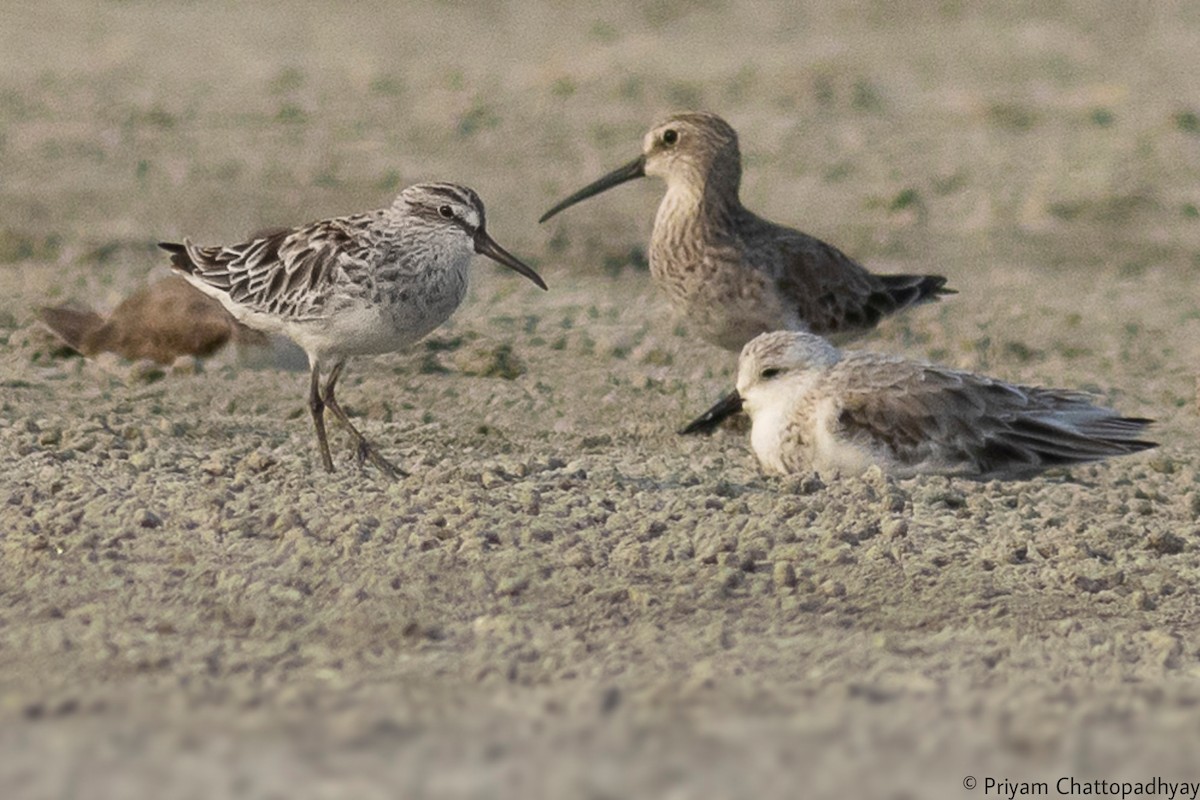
[687,331,1155,480]
[161,183,547,477]
[540,112,952,353]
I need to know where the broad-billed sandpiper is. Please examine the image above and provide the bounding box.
[687,331,1155,480]
[161,183,547,477]
[540,112,952,351]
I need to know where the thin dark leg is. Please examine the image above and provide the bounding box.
[322,361,405,478]
[308,362,335,473]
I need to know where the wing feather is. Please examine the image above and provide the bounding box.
[744,215,950,337]
[833,357,1155,477]
[161,214,379,319]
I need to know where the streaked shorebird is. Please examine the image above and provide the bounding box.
[161,183,547,477]
[540,112,952,352]
[686,331,1155,480]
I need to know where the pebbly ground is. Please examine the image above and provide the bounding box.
[2,2,1200,798]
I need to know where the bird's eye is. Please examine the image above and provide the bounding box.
[661,128,679,146]
[438,204,454,219]
[760,367,783,380]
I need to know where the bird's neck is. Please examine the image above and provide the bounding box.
[656,168,743,234]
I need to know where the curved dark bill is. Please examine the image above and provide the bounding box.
[474,230,548,291]
[678,390,744,436]
[538,155,647,223]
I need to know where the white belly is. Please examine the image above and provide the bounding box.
[190,263,470,366]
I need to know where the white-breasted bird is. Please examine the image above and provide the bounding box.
[686,331,1156,480]
[161,182,547,476]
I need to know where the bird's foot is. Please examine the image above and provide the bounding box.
[354,437,407,479]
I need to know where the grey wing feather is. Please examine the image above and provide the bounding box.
[160,215,376,319]
[834,361,981,468]
[834,360,1155,477]
[747,216,951,336]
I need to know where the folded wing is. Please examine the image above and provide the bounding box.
[160,216,375,320]
[762,226,952,337]
[835,362,1155,478]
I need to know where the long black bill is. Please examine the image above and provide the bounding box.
[474,229,548,291]
[538,155,647,223]
[678,390,744,436]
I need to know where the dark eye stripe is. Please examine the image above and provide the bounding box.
[411,204,476,237]
[411,184,485,228]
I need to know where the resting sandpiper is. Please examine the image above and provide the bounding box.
[540,112,952,351]
[38,275,268,364]
[687,331,1155,480]
[161,183,547,477]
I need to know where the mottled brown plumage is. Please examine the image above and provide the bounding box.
[38,276,266,364]
[541,112,952,351]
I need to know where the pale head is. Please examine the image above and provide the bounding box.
[394,183,485,249]
[678,330,841,435]
[397,182,546,290]
[640,112,741,188]
[736,331,841,415]
[539,111,742,223]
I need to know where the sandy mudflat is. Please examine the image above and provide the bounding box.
[2,2,1200,798]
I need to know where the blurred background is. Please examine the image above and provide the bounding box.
[3,0,1197,287]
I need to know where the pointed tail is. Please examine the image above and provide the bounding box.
[878,273,955,311]
[158,241,196,274]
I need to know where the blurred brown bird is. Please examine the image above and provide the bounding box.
[38,274,268,365]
